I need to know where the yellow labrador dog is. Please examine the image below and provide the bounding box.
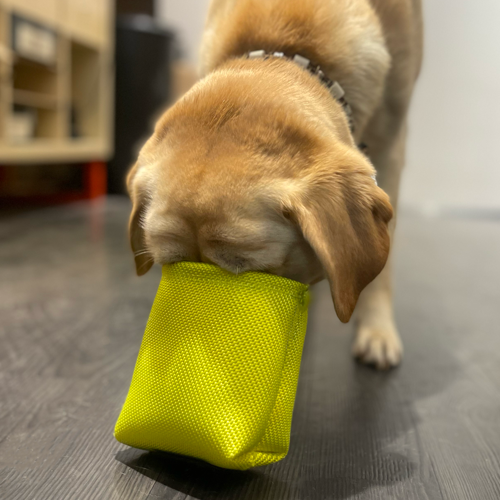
[127,0,423,369]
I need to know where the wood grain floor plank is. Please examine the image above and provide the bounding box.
[0,199,499,499]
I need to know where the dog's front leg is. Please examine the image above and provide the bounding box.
[353,119,407,369]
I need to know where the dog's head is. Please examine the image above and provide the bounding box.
[127,62,393,323]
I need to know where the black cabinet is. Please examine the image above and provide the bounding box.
[108,16,175,194]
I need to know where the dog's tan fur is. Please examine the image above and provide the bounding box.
[128,0,423,369]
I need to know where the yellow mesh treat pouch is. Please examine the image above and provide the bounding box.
[114,262,310,470]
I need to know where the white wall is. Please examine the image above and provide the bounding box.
[157,0,500,212]
[402,0,500,212]
[155,0,210,66]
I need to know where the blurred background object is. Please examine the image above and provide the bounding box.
[107,14,174,194]
[117,0,154,16]
[0,0,499,211]
[0,0,199,203]
[0,0,114,206]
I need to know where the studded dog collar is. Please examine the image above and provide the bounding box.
[247,50,354,132]
[246,50,377,183]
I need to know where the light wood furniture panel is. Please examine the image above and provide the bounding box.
[1,0,60,27]
[66,0,112,48]
[0,2,11,140]
[0,0,114,164]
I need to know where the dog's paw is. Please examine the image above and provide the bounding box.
[353,323,403,370]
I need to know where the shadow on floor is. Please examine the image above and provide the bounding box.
[114,282,462,500]
[115,448,296,499]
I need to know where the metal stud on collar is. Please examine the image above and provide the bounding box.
[247,50,354,132]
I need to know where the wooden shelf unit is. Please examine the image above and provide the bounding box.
[0,0,114,164]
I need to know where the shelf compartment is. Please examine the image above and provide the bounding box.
[0,1,114,165]
[6,102,66,142]
[13,89,58,109]
[13,56,58,96]
[35,108,60,138]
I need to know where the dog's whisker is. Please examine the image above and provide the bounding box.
[137,257,154,272]
[134,249,151,257]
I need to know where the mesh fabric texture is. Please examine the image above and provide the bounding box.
[114,262,310,470]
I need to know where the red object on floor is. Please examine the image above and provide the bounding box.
[84,161,108,199]
[0,161,108,206]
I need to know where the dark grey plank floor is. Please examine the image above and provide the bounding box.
[1,197,499,500]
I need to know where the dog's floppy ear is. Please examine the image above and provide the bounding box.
[283,159,393,323]
[127,163,154,276]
